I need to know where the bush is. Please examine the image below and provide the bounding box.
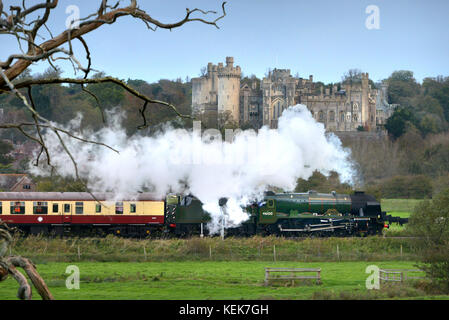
[407,188,449,293]
[379,175,433,199]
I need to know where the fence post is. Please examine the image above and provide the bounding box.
[400,245,403,259]
[143,246,147,261]
[273,245,276,262]
[77,245,81,260]
[336,244,340,261]
[209,245,212,260]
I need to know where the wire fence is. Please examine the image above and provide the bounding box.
[9,235,419,263]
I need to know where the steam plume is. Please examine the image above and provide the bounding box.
[30,105,354,233]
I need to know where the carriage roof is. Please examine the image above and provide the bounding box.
[0,192,163,201]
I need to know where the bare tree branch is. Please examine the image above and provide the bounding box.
[0,221,54,300]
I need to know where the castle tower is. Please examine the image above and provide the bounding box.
[217,57,241,123]
[361,72,370,129]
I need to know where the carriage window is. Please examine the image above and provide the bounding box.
[267,200,275,208]
[0,202,2,214]
[11,202,25,214]
[33,202,48,215]
[115,202,124,214]
[53,204,59,213]
[130,203,136,213]
[96,204,102,213]
[75,202,84,214]
[64,204,71,213]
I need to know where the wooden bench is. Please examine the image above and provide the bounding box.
[379,269,425,283]
[264,267,321,286]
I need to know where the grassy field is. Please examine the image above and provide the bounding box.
[2,198,441,300]
[381,199,425,236]
[1,260,447,300]
[381,199,424,215]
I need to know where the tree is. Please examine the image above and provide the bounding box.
[407,188,449,292]
[423,76,449,122]
[0,0,227,183]
[0,139,14,172]
[387,70,419,104]
[0,222,54,300]
[384,107,416,139]
[342,69,362,85]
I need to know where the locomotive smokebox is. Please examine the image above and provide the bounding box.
[219,197,228,207]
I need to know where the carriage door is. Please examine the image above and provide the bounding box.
[52,203,64,224]
[63,203,72,224]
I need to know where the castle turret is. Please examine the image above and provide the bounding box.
[217,56,241,123]
[361,72,369,127]
[226,56,234,68]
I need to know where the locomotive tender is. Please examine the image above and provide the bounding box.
[0,190,406,237]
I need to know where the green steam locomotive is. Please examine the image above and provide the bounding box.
[166,191,407,237]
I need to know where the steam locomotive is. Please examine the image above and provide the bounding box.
[169,191,407,237]
[0,191,406,237]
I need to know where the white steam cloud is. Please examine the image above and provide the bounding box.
[30,105,354,233]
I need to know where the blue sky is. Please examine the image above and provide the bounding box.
[1,0,448,84]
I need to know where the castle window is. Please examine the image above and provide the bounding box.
[340,111,345,122]
[353,114,358,122]
[319,111,324,121]
[329,111,335,122]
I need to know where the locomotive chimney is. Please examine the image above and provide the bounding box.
[219,197,228,207]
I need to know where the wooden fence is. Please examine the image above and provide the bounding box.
[379,269,425,284]
[264,267,321,286]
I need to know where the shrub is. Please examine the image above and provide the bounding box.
[407,188,449,293]
[379,175,433,199]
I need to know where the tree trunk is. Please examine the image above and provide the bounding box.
[0,256,54,300]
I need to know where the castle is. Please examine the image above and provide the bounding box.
[192,57,394,131]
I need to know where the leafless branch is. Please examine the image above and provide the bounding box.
[0,0,226,195]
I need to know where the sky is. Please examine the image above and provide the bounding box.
[1,0,448,84]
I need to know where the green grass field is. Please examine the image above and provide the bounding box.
[1,261,447,300]
[381,199,425,236]
[381,199,424,214]
[2,198,444,300]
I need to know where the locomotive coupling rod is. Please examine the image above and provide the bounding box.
[279,225,346,232]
